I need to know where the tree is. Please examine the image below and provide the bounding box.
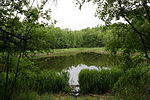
[75,0,150,60]
[0,0,55,100]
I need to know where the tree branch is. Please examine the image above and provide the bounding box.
[0,27,24,40]
[122,16,150,61]
[142,66,150,76]
[118,0,150,61]
[8,51,22,100]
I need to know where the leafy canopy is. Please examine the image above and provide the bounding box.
[76,0,150,24]
[0,0,55,52]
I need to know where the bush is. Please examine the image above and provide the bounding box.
[113,66,150,100]
[79,68,123,94]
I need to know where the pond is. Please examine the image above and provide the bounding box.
[33,52,122,86]
[34,52,122,70]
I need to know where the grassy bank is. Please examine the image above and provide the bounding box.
[29,47,150,60]
[30,47,109,59]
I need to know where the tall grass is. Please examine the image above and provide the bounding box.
[36,70,69,93]
[0,68,69,99]
[79,68,123,94]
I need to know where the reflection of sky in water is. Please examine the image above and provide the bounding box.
[67,64,108,85]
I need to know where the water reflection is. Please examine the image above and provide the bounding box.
[33,52,122,71]
[67,64,108,85]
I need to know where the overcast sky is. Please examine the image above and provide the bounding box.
[50,0,105,30]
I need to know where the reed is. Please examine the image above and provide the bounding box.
[0,69,69,99]
[79,68,123,94]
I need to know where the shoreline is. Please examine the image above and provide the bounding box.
[29,47,145,59]
[30,47,110,59]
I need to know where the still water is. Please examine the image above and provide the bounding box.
[34,52,121,70]
[34,52,122,85]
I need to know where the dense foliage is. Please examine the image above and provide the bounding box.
[28,26,104,50]
[113,66,150,100]
[26,22,150,53]
[0,0,54,100]
[76,0,150,60]
[0,0,150,100]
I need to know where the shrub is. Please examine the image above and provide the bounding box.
[113,66,150,100]
[79,68,123,94]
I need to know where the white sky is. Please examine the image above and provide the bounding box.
[50,0,105,30]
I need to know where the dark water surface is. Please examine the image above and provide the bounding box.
[34,52,122,71]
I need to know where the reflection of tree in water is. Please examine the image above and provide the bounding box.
[33,52,122,71]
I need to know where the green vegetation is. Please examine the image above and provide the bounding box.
[40,94,115,100]
[79,68,123,94]
[113,66,150,100]
[0,67,69,99]
[13,92,115,100]
[0,0,150,100]
[26,23,150,53]
[79,65,150,99]
[30,47,107,58]
[76,0,150,58]
[28,26,104,51]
